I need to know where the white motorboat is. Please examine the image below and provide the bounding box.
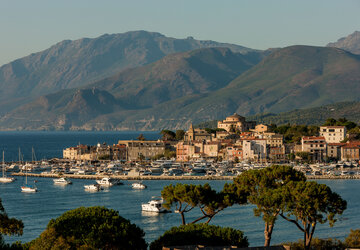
[141,197,168,213]
[53,177,72,185]
[132,182,147,189]
[0,151,15,183]
[21,184,38,193]
[96,177,120,186]
[84,184,102,191]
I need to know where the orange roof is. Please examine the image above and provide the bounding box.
[302,136,326,140]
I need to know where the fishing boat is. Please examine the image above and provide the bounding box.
[132,182,147,189]
[0,151,15,183]
[53,177,72,185]
[141,197,168,213]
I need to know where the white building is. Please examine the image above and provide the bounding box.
[242,138,267,162]
[319,126,346,143]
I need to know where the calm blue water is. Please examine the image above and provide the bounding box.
[0,132,359,246]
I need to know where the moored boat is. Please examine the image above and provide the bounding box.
[141,197,168,213]
[96,177,121,186]
[132,182,147,189]
[53,177,72,185]
[0,151,15,183]
[84,184,102,191]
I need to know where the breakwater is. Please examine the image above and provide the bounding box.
[12,172,360,180]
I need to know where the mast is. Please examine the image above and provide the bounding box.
[2,151,4,178]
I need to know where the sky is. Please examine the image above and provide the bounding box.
[0,0,359,66]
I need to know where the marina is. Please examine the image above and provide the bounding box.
[1,131,360,246]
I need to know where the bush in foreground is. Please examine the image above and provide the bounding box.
[27,206,147,250]
[149,223,248,250]
[286,237,345,250]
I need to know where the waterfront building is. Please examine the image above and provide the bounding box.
[118,140,166,161]
[301,136,327,162]
[176,140,220,161]
[242,138,268,162]
[319,126,346,143]
[327,143,345,160]
[217,113,256,132]
[341,141,360,161]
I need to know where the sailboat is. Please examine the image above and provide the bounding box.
[21,148,38,192]
[0,151,15,183]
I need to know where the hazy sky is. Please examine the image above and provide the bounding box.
[1,0,359,66]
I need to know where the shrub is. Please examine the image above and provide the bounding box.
[27,206,147,250]
[285,238,344,250]
[149,223,248,250]
[345,229,360,248]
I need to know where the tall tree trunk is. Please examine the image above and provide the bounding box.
[264,222,274,246]
[180,212,186,225]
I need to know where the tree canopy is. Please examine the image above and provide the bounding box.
[161,183,239,225]
[280,181,347,250]
[0,198,23,249]
[28,206,147,250]
[149,223,248,250]
[230,165,306,246]
[160,130,176,141]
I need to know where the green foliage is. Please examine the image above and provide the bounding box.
[28,206,147,250]
[231,165,305,246]
[175,130,185,141]
[149,223,248,250]
[281,181,347,249]
[324,117,357,130]
[345,229,360,248]
[98,154,110,160]
[0,198,24,248]
[285,237,344,250]
[137,134,146,141]
[161,183,238,225]
[296,152,312,163]
[164,149,176,159]
[160,130,176,141]
[273,125,319,143]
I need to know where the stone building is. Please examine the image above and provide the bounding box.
[301,136,327,162]
[217,113,256,132]
[341,141,360,161]
[183,124,212,142]
[117,140,166,161]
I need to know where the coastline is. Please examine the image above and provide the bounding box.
[11,172,360,180]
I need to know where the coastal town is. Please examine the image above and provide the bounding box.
[7,113,359,180]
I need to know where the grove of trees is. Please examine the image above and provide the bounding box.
[161,165,347,249]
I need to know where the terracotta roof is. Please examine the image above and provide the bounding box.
[302,136,326,140]
[320,126,345,128]
[328,143,346,146]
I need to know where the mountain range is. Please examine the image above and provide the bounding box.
[0,30,360,131]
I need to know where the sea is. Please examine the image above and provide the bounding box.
[0,131,359,247]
